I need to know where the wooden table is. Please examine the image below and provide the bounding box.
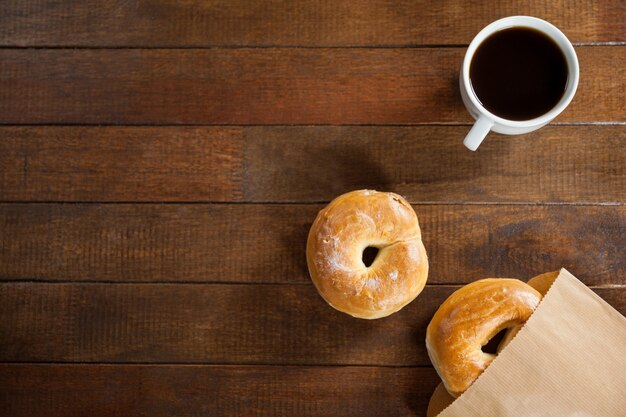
[0,2,624,416]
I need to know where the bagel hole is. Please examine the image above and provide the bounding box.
[362,246,379,267]
[481,328,509,354]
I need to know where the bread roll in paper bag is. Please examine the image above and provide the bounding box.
[428,268,626,417]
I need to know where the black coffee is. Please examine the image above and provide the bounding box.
[469,27,568,121]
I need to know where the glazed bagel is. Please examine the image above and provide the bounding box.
[306,190,428,319]
[426,279,542,397]
[495,271,560,352]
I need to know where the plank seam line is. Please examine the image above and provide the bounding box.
[0,201,624,206]
[0,43,623,50]
[0,122,624,127]
[0,361,435,368]
[0,281,622,289]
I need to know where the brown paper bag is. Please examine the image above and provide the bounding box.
[428,268,626,417]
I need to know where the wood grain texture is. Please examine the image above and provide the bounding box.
[1,204,624,285]
[0,47,623,124]
[0,126,245,202]
[0,364,439,417]
[1,126,623,203]
[0,283,623,364]
[0,0,623,47]
[0,3,623,416]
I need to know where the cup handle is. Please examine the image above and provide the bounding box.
[463,117,494,151]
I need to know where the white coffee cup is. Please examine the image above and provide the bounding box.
[460,16,579,151]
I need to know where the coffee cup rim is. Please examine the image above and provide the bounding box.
[462,16,579,127]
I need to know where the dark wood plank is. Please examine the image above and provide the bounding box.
[0,364,439,417]
[0,126,245,202]
[243,126,626,203]
[0,47,622,124]
[0,1,623,47]
[0,283,445,364]
[1,204,623,285]
[0,283,622,365]
[1,126,624,203]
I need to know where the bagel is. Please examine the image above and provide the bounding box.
[527,270,559,295]
[495,271,560,352]
[306,190,428,319]
[426,278,542,397]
